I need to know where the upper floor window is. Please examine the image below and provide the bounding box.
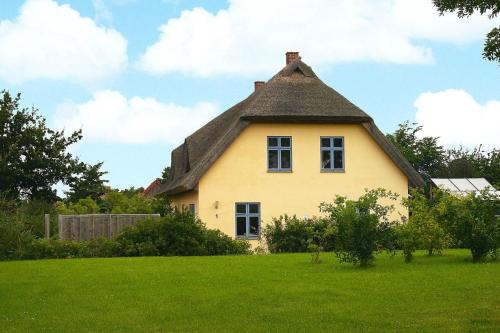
[268,136,292,171]
[235,202,260,238]
[321,136,344,172]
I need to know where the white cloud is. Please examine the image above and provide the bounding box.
[93,0,114,25]
[137,0,497,77]
[415,89,500,149]
[0,0,127,84]
[54,90,218,144]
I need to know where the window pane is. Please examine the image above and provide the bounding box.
[249,216,259,235]
[236,217,246,236]
[321,138,331,148]
[268,150,278,169]
[280,137,291,147]
[268,137,278,147]
[280,149,291,169]
[333,137,343,148]
[249,204,259,214]
[236,204,246,214]
[321,150,331,169]
[334,150,343,169]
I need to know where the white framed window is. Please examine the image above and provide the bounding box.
[268,136,292,171]
[235,202,260,238]
[321,136,344,172]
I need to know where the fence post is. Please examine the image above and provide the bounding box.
[58,215,63,240]
[44,214,50,239]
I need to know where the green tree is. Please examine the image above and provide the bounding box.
[65,162,108,202]
[403,189,451,256]
[433,0,500,62]
[320,189,399,267]
[396,220,420,263]
[56,197,100,215]
[160,166,171,183]
[0,91,82,201]
[443,190,500,262]
[386,122,446,179]
[436,146,500,189]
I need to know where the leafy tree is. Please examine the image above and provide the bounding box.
[119,187,144,198]
[386,122,446,179]
[403,189,451,256]
[388,122,499,189]
[160,166,171,183]
[437,146,500,188]
[0,91,82,201]
[55,197,100,215]
[65,162,108,202]
[320,189,399,267]
[396,220,420,263]
[433,0,500,62]
[444,190,500,262]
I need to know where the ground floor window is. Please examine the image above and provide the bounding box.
[235,202,260,238]
[188,204,196,215]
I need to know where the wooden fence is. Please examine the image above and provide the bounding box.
[58,214,160,241]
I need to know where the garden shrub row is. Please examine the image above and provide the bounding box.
[1,188,498,265]
[1,211,250,260]
[263,188,499,266]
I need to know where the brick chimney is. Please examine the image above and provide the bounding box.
[286,51,300,65]
[254,81,265,91]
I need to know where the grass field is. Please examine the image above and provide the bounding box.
[0,250,499,332]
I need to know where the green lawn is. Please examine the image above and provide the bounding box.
[0,250,498,332]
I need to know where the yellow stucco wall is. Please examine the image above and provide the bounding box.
[171,123,408,243]
[171,189,199,214]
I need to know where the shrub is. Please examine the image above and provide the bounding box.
[395,220,420,263]
[263,215,332,253]
[320,189,399,267]
[404,189,451,256]
[26,239,82,259]
[202,229,251,255]
[0,214,35,260]
[115,218,165,256]
[78,238,122,258]
[447,190,499,262]
[0,199,59,259]
[307,242,323,264]
[115,211,249,257]
[22,238,121,259]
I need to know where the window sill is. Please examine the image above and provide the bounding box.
[267,170,293,173]
[236,235,261,240]
[321,169,345,173]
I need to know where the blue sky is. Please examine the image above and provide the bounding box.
[0,0,499,191]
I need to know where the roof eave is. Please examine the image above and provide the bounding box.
[361,121,426,188]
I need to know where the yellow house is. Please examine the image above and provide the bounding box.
[153,52,424,244]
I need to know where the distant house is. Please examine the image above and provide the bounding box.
[153,52,424,244]
[143,179,161,197]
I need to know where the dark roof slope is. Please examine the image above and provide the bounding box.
[155,58,425,195]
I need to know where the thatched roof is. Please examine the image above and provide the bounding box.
[153,57,425,196]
